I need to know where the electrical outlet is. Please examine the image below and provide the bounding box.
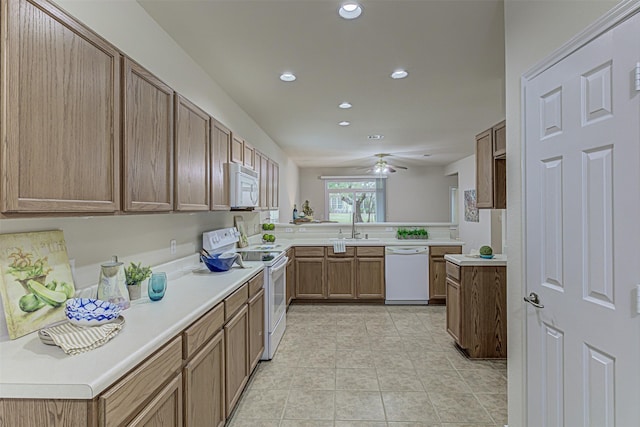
[170,239,177,254]
[285,228,293,233]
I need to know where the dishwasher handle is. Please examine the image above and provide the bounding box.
[385,247,429,255]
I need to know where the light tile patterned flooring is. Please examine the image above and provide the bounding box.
[229,304,507,427]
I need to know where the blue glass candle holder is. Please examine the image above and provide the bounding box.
[148,272,167,301]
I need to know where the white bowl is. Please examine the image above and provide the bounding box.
[65,298,121,327]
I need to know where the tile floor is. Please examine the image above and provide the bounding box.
[228,304,507,427]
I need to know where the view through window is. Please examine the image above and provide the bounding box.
[324,178,385,223]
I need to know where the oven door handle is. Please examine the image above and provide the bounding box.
[270,256,289,274]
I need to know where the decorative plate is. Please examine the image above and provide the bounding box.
[64,298,121,327]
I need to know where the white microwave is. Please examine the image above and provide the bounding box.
[228,162,259,208]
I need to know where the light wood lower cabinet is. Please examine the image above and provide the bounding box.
[445,261,507,358]
[224,305,249,417]
[356,257,385,299]
[295,255,325,299]
[247,288,265,374]
[127,374,182,427]
[99,338,183,427]
[327,257,356,298]
[0,400,96,427]
[183,330,225,427]
[429,246,462,304]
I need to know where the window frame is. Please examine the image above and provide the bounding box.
[323,177,386,223]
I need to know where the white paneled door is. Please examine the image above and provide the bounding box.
[524,11,640,427]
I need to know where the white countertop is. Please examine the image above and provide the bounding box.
[0,260,264,399]
[444,254,508,266]
[272,238,463,248]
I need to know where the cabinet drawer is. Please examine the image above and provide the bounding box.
[183,303,224,360]
[295,246,325,257]
[430,246,462,256]
[248,271,264,297]
[225,283,248,320]
[356,246,384,257]
[99,337,182,427]
[446,262,460,281]
[327,246,355,257]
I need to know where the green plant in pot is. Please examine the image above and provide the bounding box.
[125,262,152,300]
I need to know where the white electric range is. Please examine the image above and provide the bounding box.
[202,228,287,360]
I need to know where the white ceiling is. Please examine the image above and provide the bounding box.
[138,0,505,168]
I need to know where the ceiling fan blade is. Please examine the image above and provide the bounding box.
[387,166,397,173]
[392,165,408,170]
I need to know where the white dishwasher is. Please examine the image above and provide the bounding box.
[384,246,430,304]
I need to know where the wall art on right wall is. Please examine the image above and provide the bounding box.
[464,189,479,222]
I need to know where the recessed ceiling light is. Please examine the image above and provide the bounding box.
[338,2,362,19]
[390,69,409,79]
[339,102,352,109]
[339,121,351,126]
[367,134,384,140]
[279,72,296,82]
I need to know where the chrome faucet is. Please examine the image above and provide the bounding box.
[351,212,361,239]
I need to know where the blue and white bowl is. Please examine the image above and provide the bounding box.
[65,298,121,327]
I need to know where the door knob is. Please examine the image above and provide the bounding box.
[524,292,544,308]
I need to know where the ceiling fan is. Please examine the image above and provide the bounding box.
[359,153,409,175]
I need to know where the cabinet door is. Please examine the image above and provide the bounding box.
[122,58,174,212]
[211,120,230,210]
[243,142,255,170]
[2,0,121,213]
[428,246,462,304]
[127,374,182,427]
[270,161,279,208]
[183,330,225,427]
[446,278,462,345]
[295,258,325,299]
[475,129,494,209]
[175,95,210,211]
[224,305,248,417]
[230,135,244,164]
[247,288,265,373]
[356,258,385,299]
[260,155,270,208]
[286,254,295,306]
[492,120,506,157]
[327,258,356,299]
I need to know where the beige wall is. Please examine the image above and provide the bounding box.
[0,0,300,338]
[504,0,619,424]
[444,155,493,253]
[298,166,457,223]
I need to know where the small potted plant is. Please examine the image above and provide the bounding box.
[125,262,152,300]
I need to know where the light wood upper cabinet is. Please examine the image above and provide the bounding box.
[211,120,231,210]
[476,121,506,209]
[230,135,244,164]
[243,141,255,170]
[122,58,174,212]
[259,153,270,209]
[269,160,279,208]
[174,95,210,211]
[1,0,121,213]
[493,120,506,158]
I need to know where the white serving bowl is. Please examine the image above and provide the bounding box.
[65,298,121,327]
